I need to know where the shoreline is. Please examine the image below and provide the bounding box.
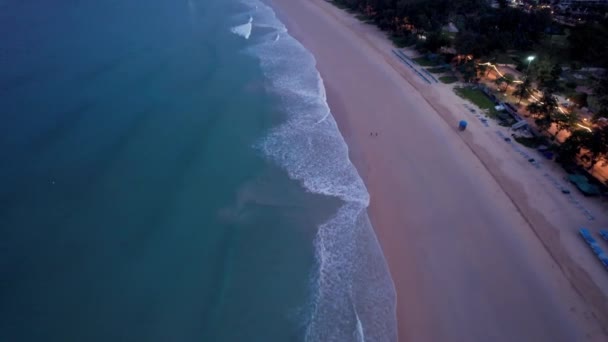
[267,0,608,340]
[246,1,398,340]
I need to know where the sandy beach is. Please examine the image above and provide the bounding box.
[268,0,608,340]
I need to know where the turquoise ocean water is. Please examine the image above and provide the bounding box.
[0,0,396,340]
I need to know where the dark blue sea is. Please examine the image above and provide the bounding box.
[0,0,396,340]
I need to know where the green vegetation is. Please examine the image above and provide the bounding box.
[492,52,518,65]
[329,0,607,68]
[355,13,373,23]
[439,76,458,84]
[568,21,608,67]
[495,73,515,92]
[526,91,580,136]
[413,57,438,67]
[331,0,554,54]
[453,86,498,117]
[558,128,608,170]
[570,92,589,108]
[514,78,532,104]
[329,0,354,12]
[389,34,414,48]
[444,32,457,41]
[594,72,608,120]
[426,66,449,74]
[514,136,544,148]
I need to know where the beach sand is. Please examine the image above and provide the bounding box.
[268,0,608,340]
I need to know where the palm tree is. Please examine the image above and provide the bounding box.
[495,73,515,93]
[534,115,553,132]
[502,73,515,93]
[593,72,608,120]
[476,63,488,79]
[459,61,477,83]
[558,130,590,164]
[514,78,532,104]
[551,111,579,137]
[527,91,557,120]
[559,126,608,170]
[583,128,608,170]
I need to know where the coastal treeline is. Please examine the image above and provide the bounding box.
[332,0,608,65]
[333,0,550,53]
[558,74,608,168]
[568,20,608,67]
[526,85,608,169]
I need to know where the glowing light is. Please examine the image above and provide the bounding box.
[576,123,592,132]
[527,56,536,62]
[527,93,568,114]
[478,62,523,83]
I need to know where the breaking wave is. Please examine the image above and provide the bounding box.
[236,1,398,341]
[230,16,253,39]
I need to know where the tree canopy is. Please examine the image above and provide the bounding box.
[568,18,608,67]
[334,0,554,58]
[527,91,558,119]
[514,78,532,104]
[594,72,608,120]
[559,126,608,169]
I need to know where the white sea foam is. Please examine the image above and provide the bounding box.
[355,310,365,342]
[239,1,397,341]
[230,16,253,39]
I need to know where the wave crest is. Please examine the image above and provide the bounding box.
[230,16,253,39]
[239,1,397,341]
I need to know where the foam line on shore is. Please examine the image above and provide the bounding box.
[238,0,398,340]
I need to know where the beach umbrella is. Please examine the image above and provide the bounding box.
[459,120,468,131]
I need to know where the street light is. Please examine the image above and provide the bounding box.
[524,55,536,83]
[526,55,536,74]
